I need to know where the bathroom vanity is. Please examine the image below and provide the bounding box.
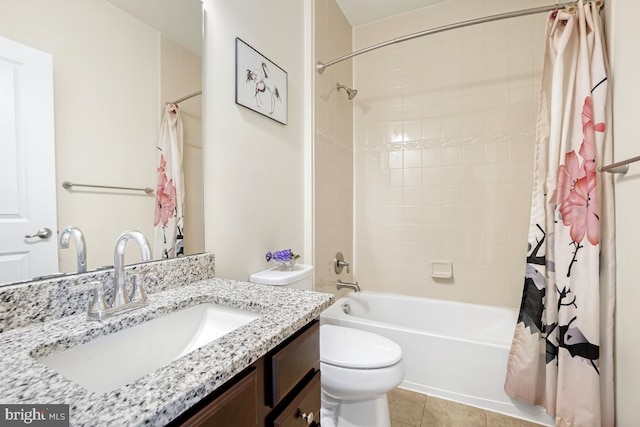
[170,320,320,426]
[0,254,333,426]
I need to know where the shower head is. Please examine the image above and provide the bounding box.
[336,83,357,100]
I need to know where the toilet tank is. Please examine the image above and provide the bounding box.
[249,264,314,290]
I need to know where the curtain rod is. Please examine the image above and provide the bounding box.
[316,0,603,74]
[166,90,202,106]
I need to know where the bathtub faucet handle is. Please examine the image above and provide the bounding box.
[334,251,351,274]
[337,259,350,273]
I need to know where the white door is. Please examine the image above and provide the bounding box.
[0,35,58,283]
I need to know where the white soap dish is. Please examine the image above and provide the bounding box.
[430,260,453,279]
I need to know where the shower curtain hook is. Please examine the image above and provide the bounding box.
[565,2,578,14]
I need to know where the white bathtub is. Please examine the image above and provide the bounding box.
[320,291,554,426]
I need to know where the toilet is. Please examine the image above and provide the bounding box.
[249,264,405,427]
[319,324,404,427]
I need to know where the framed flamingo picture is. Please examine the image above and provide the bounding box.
[235,38,288,125]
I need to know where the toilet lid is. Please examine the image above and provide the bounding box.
[320,325,402,369]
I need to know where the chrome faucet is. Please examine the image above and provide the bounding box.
[336,279,360,293]
[88,230,152,321]
[59,226,87,273]
[113,230,152,306]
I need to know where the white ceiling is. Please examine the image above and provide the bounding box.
[106,0,202,55]
[104,0,445,54]
[335,0,447,27]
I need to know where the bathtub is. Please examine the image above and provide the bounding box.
[320,291,554,426]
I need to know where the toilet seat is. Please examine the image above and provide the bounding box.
[320,360,405,400]
[320,324,402,369]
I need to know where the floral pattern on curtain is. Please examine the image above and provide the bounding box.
[504,2,615,426]
[153,103,185,259]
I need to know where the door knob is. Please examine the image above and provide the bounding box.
[24,227,53,239]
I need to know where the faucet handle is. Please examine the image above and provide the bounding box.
[88,281,108,315]
[334,252,351,274]
[129,273,148,303]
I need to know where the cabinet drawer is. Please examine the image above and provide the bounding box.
[268,321,319,407]
[179,368,258,427]
[271,371,321,427]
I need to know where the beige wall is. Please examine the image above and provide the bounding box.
[314,0,354,295]
[198,0,639,421]
[203,0,310,281]
[0,1,204,274]
[609,0,640,424]
[0,0,160,272]
[160,36,204,256]
[352,0,548,308]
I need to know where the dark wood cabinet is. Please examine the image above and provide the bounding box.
[178,368,258,427]
[170,320,320,427]
[267,319,320,408]
[271,371,321,427]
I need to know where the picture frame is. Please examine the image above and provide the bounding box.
[235,37,288,125]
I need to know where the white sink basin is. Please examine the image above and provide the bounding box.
[38,303,261,393]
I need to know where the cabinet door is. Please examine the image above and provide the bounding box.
[268,321,319,407]
[271,371,321,427]
[180,368,258,427]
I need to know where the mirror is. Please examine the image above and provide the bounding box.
[0,0,204,286]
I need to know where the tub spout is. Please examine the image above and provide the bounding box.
[336,279,360,293]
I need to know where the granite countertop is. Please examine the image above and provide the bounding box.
[0,278,334,426]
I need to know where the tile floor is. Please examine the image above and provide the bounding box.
[388,388,545,427]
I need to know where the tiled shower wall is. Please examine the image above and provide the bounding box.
[352,0,548,308]
[314,0,354,295]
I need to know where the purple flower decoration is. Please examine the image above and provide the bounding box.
[265,248,299,263]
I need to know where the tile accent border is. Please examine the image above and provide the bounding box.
[356,131,536,154]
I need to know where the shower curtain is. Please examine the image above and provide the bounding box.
[153,103,185,259]
[504,2,614,426]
